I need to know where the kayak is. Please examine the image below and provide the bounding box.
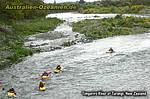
[7,92,16,97]
[106,51,115,53]
[41,76,49,79]
[39,87,45,91]
[53,69,61,73]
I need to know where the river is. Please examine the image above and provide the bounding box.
[0,12,150,99]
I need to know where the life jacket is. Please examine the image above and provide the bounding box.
[42,72,49,76]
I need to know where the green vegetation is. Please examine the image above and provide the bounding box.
[0,0,46,20]
[0,0,78,21]
[0,0,64,69]
[0,18,63,69]
[79,5,150,14]
[79,0,150,14]
[72,15,150,39]
[0,0,77,69]
[12,17,63,36]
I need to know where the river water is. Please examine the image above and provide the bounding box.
[0,12,150,99]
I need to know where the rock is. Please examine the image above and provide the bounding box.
[0,25,12,33]
[61,41,76,47]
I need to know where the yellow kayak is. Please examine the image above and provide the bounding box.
[7,92,16,97]
[41,76,49,79]
[53,69,61,73]
[39,87,45,91]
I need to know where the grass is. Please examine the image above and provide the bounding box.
[12,17,63,36]
[72,15,150,39]
[79,5,150,14]
[0,17,63,69]
[6,40,33,63]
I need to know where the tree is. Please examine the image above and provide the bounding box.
[0,0,46,20]
[54,0,56,4]
[79,0,85,4]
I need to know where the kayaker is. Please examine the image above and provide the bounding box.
[39,82,45,91]
[7,88,16,97]
[56,65,61,70]
[41,71,49,77]
[54,65,62,74]
[107,47,115,53]
[41,71,51,79]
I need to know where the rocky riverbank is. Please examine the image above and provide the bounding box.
[24,22,91,52]
[0,17,63,69]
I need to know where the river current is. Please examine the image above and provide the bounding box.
[0,12,150,99]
